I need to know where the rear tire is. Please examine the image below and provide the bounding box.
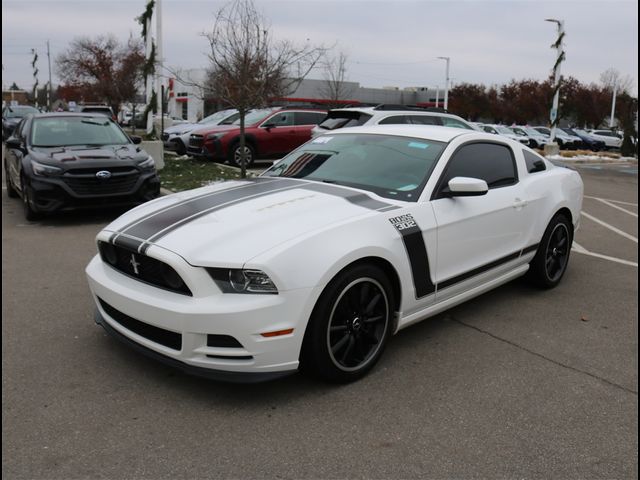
[300,264,394,383]
[527,214,572,289]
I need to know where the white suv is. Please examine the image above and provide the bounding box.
[588,130,623,149]
[311,105,479,137]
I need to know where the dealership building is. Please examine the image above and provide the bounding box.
[167,68,446,122]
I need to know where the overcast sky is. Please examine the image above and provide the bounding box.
[2,0,638,95]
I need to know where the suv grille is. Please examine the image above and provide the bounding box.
[63,168,140,196]
[98,297,182,351]
[98,241,192,296]
[189,134,204,149]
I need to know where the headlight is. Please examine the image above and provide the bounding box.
[31,160,62,176]
[206,268,278,294]
[205,132,227,141]
[138,156,155,170]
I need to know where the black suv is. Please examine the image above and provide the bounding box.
[4,113,160,220]
[2,105,40,140]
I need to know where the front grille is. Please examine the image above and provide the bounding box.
[189,134,204,149]
[63,168,140,196]
[161,133,169,141]
[98,241,193,296]
[98,297,182,351]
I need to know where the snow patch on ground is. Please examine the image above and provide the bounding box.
[545,154,636,162]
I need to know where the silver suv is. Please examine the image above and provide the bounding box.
[311,105,479,137]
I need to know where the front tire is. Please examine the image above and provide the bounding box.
[300,264,394,383]
[228,142,255,168]
[527,214,572,289]
[5,165,18,198]
[21,175,41,221]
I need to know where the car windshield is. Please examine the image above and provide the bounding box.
[31,116,130,147]
[495,126,514,134]
[574,129,590,136]
[561,128,577,136]
[524,127,544,136]
[232,108,277,126]
[198,110,238,125]
[262,133,446,201]
[5,106,39,118]
[510,127,526,136]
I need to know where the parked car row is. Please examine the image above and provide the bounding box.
[471,122,619,151]
[172,104,479,166]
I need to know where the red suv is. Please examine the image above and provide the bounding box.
[187,107,326,166]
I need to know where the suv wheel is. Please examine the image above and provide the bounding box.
[21,175,40,221]
[229,143,255,168]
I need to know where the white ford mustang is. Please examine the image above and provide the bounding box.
[86,125,583,383]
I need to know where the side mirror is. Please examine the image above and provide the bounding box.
[129,135,142,145]
[262,123,275,130]
[528,160,546,173]
[5,137,25,151]
[444,177,488,197]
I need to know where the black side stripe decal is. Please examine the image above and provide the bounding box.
[438,243,541,291]
[389,214,435,298]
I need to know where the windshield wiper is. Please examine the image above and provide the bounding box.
[81,119,109,126]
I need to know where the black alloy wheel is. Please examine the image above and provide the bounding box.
[327,278,389,371]
[527,213,572,289]
[544,223,570,283]
[301,263,394,382]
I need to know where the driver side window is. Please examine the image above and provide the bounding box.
[435,142,517,198]
[266,112,293,127]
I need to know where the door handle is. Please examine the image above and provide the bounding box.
[513,198,528,209]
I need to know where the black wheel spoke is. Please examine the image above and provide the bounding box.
[365,293,381,314]
[330,324,348,333]
[340,335,355,364]
[361,328,379,345]
[364,315,383,324]
[331,333,350,355]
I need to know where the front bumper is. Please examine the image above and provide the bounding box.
[28,172,160,213]
[86,254,320,380]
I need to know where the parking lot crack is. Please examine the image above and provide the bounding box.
[450,317,638,396]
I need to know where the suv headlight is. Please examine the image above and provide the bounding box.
[31,160,62,176]
[206,268,278,294]
[138,156,155,170]
[205,132,227,141]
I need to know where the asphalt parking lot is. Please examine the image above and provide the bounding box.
[2,160,637,479]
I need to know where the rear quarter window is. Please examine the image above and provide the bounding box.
[523,150,547,173]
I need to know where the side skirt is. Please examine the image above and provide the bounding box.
[395,264,530,332]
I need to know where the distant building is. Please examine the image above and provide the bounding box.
[2,89,30,106]
[165,68,446,122]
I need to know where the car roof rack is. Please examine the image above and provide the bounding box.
[372,104,449,113]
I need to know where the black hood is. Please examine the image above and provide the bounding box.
[30,144,149,170]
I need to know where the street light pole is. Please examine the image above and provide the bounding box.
[545,18,565,153]
[437,56,450,110]
[435,85,439,108]
[609,81,618,128]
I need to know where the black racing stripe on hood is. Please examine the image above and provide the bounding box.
[297,183,399,211]
[136,179,308,254]
[112,177,282,239]
[114,178,293,244]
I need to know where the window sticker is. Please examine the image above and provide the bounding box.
[408,142,429,149]
[312,136,333,144]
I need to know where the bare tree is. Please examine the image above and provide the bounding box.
[205,0,325,178]
[56,35,144,114]
[320,50,354,107]
[600,68,635,94]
